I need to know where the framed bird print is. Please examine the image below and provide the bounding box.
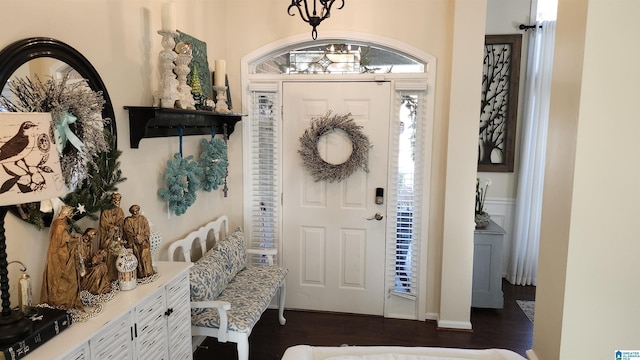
[0,112,65,204]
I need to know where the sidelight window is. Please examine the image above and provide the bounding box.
[386,92,425,299]
[246,85,280,266]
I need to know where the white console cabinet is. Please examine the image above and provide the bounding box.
[472,220,505,309]
[26,261,192,360]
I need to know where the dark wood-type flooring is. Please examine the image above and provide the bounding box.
[194,279,535,360]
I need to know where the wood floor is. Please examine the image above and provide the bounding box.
[194,279,535,359]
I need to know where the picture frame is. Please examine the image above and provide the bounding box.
[175,30,212,106]
[478,34,522,172]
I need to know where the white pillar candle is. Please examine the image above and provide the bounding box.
[214,59,226,87]
[161,2,176,32]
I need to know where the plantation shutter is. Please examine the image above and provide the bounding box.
[386,87,426,299]
[247,84,280,266]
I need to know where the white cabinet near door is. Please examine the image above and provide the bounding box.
[165,270,192,359]
[25,261,192,360]
[472,220,505,309]
[134,288,169,359]
[89,312,133,360]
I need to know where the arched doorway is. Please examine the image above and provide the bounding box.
[241,32,436,320]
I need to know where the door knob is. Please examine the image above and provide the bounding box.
[367,212,384,221]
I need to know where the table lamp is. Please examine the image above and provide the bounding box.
[0,112,66,344]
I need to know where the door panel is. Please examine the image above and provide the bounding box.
[282,81,391,315]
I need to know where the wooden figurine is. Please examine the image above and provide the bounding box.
[99,192,124,282]
[40,205,84,310]
[82,249,112,295]
[78,228,97,276]
[124,205,154,278]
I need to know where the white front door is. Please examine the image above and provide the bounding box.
[282,81,391,315]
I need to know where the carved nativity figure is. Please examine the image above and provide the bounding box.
[82,249,112,295]
[78,228,97,275]
[40,205,84,310]
[124,205,154,278]
[99,192,124,282]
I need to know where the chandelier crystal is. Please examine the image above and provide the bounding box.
[288,0,345,40]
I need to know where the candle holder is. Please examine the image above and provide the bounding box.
[157,30,180,108]
[214,86,231,113]
[175,53,195,110]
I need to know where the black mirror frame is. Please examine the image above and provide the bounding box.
[0,37,117,146]
[0,37,118,226]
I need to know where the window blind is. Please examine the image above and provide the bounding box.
[248,88,280,266]
[386,91,425,299]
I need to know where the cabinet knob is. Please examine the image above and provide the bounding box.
[165,308,174,316]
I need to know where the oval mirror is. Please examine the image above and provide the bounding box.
[0,37,120,227]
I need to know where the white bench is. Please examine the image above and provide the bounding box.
[167,216,287,360]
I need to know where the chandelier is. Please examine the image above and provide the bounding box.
[288,0,345,40]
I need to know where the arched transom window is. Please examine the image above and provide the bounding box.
[250,41,424,74]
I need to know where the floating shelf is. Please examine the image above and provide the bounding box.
[124,106,243,148]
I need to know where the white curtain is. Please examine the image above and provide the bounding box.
[507,20,556,286]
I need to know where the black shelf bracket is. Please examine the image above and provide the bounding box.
[124,106,244,148]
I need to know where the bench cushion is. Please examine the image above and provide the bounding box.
[191,265,288,333]
[216,227,247,279]
[189,227,247,302]
[190,247,228,301]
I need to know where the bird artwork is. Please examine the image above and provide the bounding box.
[0,119,57,195]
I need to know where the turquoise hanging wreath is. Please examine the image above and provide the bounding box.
[199,137,228,191]
[157,153,203,215]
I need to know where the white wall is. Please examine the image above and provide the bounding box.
[0,0,489,327]
[0,0,231,306]
[438,0,488,329]
[533,0,640,358]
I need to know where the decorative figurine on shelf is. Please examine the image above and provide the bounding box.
[82,249,112,295]
[99,192,125,282]
[40,205,84,310]
[78,228,97,273]
[124,205,154,278]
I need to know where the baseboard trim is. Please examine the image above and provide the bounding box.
[526,349,539,360]
[436,320,473,331]
[424,312,439,321]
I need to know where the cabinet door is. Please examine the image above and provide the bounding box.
[62,342,90,360]
[89,313,133,360]
[134,289,169,360]
[472,230,504,308]
[165,271,193,360]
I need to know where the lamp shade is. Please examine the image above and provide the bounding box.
[0,113,66,207]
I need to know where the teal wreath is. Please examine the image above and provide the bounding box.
[199,138,228,191]
[157,153,203,215]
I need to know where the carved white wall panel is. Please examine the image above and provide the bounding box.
[484,198,515,277]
